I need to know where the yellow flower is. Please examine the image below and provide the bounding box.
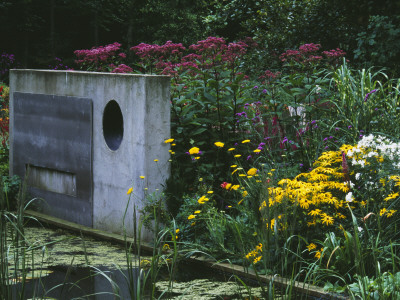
[164,138,174,143]
[162,243,170,250]
[321,213,334,226]
[127,187,133,195]
[198,195,206,204]
[231,165,237,168]
[171,143,176,146]
[189,147,200,155]
[239,174,246,177]
[242,190,248,197]
[253,256,262,264]
[247,168,258,176]
[253,149,261,153]
[307,243,317,251]
[207,191,214,194]
[234,154,241,158]
[231,184,240,190]
[242,139,250,143]
[194,210,201,214]
[308,209,321,217]
[154,159,159,162]
[387,210,397,217]
[228,148,235,151]
[384,192,399,201]
[191,222,196,226]
[140,176,145,179]
[188,214,196,220]
[307,220,316,227]
[315,250,322,259]
[380,208,387,216]
[238,199,244,205]
[175,229,180,234]
[195,156,200,160]
[214,141,224,148]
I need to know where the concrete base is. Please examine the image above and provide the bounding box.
[10,70,171,241]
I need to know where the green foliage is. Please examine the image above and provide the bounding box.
[354,15,400,77]
[328,60,400,142]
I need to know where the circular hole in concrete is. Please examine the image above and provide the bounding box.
[103,100,123,151]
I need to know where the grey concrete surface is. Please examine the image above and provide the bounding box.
[10,70,171,241]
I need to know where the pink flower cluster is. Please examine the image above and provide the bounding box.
[299,43,321,53]
[130,41,187,75]
[322,48,346,58]
[74,42,128,72]
[259,70,281,82]
[279,43,346,67]
[131,41,186,60]
[130,37,253,77]
[111,64,133,73]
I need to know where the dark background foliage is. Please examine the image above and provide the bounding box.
[1,0,399,75]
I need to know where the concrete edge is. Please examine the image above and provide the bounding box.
[24,210,349,300]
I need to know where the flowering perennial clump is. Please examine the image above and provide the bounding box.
[259,134,400,233]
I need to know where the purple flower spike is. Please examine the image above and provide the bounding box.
[364,89,378,102]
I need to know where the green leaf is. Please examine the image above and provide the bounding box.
[191,127,208,135]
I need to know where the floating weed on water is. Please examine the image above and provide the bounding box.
[155,278,265,299]
[20,225,151,270]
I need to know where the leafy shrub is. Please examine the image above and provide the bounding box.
[354,15,400,77]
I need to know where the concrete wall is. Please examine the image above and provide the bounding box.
[10,70,170,241]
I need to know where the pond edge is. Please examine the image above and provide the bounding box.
[25,209,349,300]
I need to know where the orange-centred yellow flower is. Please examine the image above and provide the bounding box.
[214,142,224,148]
[189,147,200,155]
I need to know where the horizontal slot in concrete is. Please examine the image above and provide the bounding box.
[27,165,77,197]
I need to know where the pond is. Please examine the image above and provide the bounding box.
[7,223,269,299]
